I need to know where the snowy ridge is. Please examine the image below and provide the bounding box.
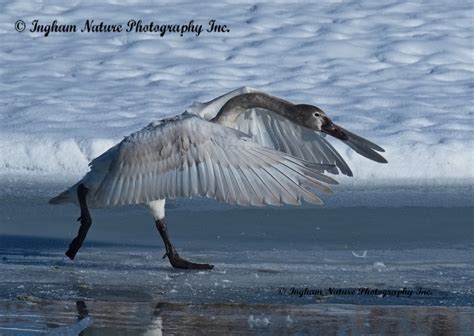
[0,134,471,185]
[0,1,472,185]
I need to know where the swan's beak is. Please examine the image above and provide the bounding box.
[321,118,348,140]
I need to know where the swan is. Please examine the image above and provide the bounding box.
[49,87,387,269]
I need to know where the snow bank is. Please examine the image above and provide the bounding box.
[0,1,472,185]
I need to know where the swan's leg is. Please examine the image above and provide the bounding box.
[147,200,213,270]
[65,184,92,260]
[155,219,213,270]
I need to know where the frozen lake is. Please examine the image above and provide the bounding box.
[1,184,473,334]
[1,0,473,333]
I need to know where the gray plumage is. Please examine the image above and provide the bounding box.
[50,113,336,208]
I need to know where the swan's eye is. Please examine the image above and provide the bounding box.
[313,112,320,117]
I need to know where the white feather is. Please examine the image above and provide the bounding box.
[191,87,353,176]
[56,114,334,208]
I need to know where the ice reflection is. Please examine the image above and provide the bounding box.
[148,302,473,335]
[2,299,472,335]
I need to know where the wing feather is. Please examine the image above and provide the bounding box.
[235,108,354,176]
[191,88,386,176]
[88,114,335,208]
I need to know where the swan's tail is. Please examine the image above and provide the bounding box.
[49,143,118,206]
[49,190,70,204]
[49,184,79,205]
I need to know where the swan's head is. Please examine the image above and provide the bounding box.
[297,104,348,140]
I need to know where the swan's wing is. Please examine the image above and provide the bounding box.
[337,125,387,163]
[186,86,258,120]
[235,109,354,176]
[90,114,337,208]
[190,88,385,174]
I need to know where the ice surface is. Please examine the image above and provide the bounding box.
[1,1,473,185]
[48,316,94,336]
[1,200,473,306]
[2,300,473,335]
[351,250,367,258]
[0,2,473,333]
[0,190,472,333]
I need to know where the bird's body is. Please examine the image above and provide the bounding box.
[51,112,334,208]
[50,87,387,269]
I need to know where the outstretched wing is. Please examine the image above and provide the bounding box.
[90,114,337,208]
[234,108,354,176]
[191,87,386,176]
[337,125,387,164]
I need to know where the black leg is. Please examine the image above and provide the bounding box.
[65,184,92,260]
[155,219,213,270]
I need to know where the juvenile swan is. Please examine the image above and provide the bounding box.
[50,88,387,269]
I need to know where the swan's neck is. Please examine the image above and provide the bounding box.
[212,93,297,128]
